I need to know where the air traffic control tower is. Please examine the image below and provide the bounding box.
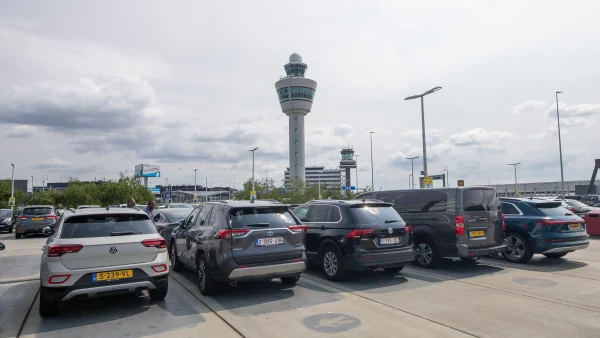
[275,53,318,182]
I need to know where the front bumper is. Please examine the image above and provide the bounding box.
[456,242,508,258]
[0,223,11,230]
[345,247,415,271]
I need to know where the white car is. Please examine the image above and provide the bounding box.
[39,208,169,317]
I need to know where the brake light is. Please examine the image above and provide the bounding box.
[215,228,249,239]
[18,215,28,220]
[47,244,83,257]
[456,216,465,235]
[345,229,374,239]
[151,264,168,273]
[48,274,71,284]
[142,238,167,249]
[46,215,58,220]
[502,214,506,231]
[404,226,413,234]
[288,225,307,233]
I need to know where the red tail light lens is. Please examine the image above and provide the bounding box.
[404,226,413,234]
[151,264,168,273]
[502,214,506,231]
[48,244,83,257]
[46,215,58,220]
[456,216,465,235]
[215,228,249,239]
[48,274,71,284]
[288,225,307,233]
[18,215,28,220]
[142,238,167,249]
[345,229,374,239]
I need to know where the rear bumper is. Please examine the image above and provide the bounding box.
[539,240,590,254]
[227,261,306,281]
[344,247,415,271]
[456,242,508,258]
[16,225,51,234]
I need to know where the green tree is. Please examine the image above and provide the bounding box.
[0,180,24,208]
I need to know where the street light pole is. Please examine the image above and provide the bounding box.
[406,156,419,190]
[31,176,34,195]
[354,154,359,192]
[369,132,375,191]
[405,86,442,185]
[556,91,566,197]
[507,162,521,196]
[408,174,412,189]
[444,166,449,187]
[193,169,198,201]
[249,147,258,199]
[318,171,321,199]
[228,178,231,200]
[42,175,48,191]
[10,164,14,204]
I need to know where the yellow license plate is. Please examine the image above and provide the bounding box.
[568,224,581,230]
[32,217,44,221]
[469,230,485,237]
[94,269,133,282]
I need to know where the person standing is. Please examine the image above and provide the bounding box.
[144,200,158,223]
[56,204,63,216]
[127,198,136,208]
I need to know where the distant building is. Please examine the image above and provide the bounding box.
[1,179,28,193]
[482,180,591,197]
[284,166,343,187]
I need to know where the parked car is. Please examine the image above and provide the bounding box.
[154,208,193,240]
[293,200,414,281]
[39,208,169,317]
[15,206,58,238]
[563,195,583,201]
[76,205,101,209]
[287,204,300,211]
[166,203,193,209]
[356,187,507,268]
[581,194,600,206]
[560,199,600,218]
[0,209,14,233]
[169,200,306,295]
[500,198,589,263]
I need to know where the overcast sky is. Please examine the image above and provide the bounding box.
[1,0,599,191]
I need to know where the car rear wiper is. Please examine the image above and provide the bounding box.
[245,223,270,227]
[385,220,399,223]
[110,231,138,236]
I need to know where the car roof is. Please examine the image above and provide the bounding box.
[207,200,285,208]
[67,207,147,215]
[500,197,562,204]
[304,199,390,206]
[24,205,54,208]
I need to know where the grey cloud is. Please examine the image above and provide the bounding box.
[546,103,600,118]
[32,158,69,170]
[511,101,547,115]
[332,124,354,137]
[448,128,512,147]
[6,124,38,138]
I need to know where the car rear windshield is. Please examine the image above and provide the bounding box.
[60,214,156,238]
[0,210,12,217]
[535,203,573,217]
[582,196,599,202]
[229,206,298,229]
[23,207,53,216]
[463,189,500,212]
[164,211,190,221]
[349,204,404,226]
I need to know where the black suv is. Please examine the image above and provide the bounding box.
[169,200,307,295]
[292,200,414,281]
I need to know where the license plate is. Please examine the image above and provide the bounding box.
[469,230,485,238]
[379,237,400,245]
[255,237,284,246]
[569,223,582,230]
[32,217,44,221]
[93,269,133,282]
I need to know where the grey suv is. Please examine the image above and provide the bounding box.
[15,205,58,238]
[169,200,307,295]
[356,187,508,268]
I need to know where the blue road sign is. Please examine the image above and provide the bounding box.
[350,186,356,191]
[164,192,172,199]
[431,175,444,180]
[342,186,356,191]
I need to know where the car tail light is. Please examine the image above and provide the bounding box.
[536,219,568,227]
[48,274,71,284]
[46,215,58,220]
[142,238,167,249]
[502,214,506,231]
[47,244,83,257]
[215,228,249,239]
[18,215,28,220]
[345,229,374,239]
[456,216,465,235]
[404,225,413,234]
[288,225,307,233]
[151,264,168,273]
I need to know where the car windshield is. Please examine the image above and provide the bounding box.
[170,204,192,209]
[23,207,53,215]
[229,206,298,229]
[349,204,403,225]
[536,203,573,217]
[0,210,12,217]
[60,214,156,238]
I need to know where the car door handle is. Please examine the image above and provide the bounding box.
[320,226,326,230]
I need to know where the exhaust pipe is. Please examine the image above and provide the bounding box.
[230,281,238,287]
[295,274,301,280]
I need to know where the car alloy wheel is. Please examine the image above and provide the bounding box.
[198,259,207,290]
[505,235,526,261]
[323,251,338,277]
[415,243,433,265]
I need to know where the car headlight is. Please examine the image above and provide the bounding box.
[3,218,10,223]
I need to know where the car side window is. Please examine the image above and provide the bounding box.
[307,205,330,222]
[293,205,310,222]
[155,212,166,223]
[185,208,201,227]
[196,206,213,226]
[207,207,219,227]
[501,203,520,215]
[330,206,342,222]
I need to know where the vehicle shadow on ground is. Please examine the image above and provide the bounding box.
[482,254,588,272]
[175,269,344,317]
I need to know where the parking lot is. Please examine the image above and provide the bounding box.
[2,232,600,338]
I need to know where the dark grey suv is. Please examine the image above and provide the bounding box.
[15,206,58,238]
[169,200,307,295]
[357,187,508,268]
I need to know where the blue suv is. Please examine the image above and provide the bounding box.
[500,198,589,263]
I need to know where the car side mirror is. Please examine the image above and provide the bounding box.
[200,220,205,226]
[42,226,54,236]
[0,242,5,251]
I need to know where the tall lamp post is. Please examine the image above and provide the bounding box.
[404,86,442,185]
[354,154,360,192]
[193,169,198,201]
[10,164,14,209]
[406,156,419,189]
[369,132,375,191]
[555,91,566,197]
[42,175,48,191]
[31,176,34,196]
[507,162,521,196]
[249,147,258,199]
[444,166,449,187]
[228,178,231,200]
[408,174,412,189]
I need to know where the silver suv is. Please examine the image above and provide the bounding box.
[39,208,169,317]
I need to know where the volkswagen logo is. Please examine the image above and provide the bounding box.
[109,246,118,254]
[266,231,274,236]
[388,228,393,234]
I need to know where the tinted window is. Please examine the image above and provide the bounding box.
[501,203,520,215]
[0,210,12,218]
[402,191,447,213]
[567,200,590,208]
[536,203,573,216]
[60,214,156,238]
[307,205,330,222]
[292,205,310,222]
[163,211,191,222]
[350,205,403,226]
[196,206,213,226]
[358,193,374,200]
[208,208,219,226]
[185,208,201,227]
[330,206,342,222]
[463,189,500,211]
[23,207,53,215]
[229,206,298,229]
[582,196,598,202]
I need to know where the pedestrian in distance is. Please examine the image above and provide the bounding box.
[56,204,63,216]
[127,198,136,208]
[144,200,160,223]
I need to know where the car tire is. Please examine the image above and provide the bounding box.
[383,266,404,273]
[320,245,346,281]
[543,252,568,259]
[15,233,21,239]
[197,254,218,295]
[280,274,300,285]
[39,287,58,317]
[502,232,533,263]
[169,242,183,272]
[414,238,441,269]
[149,280,168,301]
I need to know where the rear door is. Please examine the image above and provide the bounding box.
[21,207,56,227]
[460,188,503,248]
[229,206,303,265]
[348,203,411,250]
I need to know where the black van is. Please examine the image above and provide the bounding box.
[356,187,508,268]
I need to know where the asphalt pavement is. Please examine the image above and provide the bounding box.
[2,232,600,337]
